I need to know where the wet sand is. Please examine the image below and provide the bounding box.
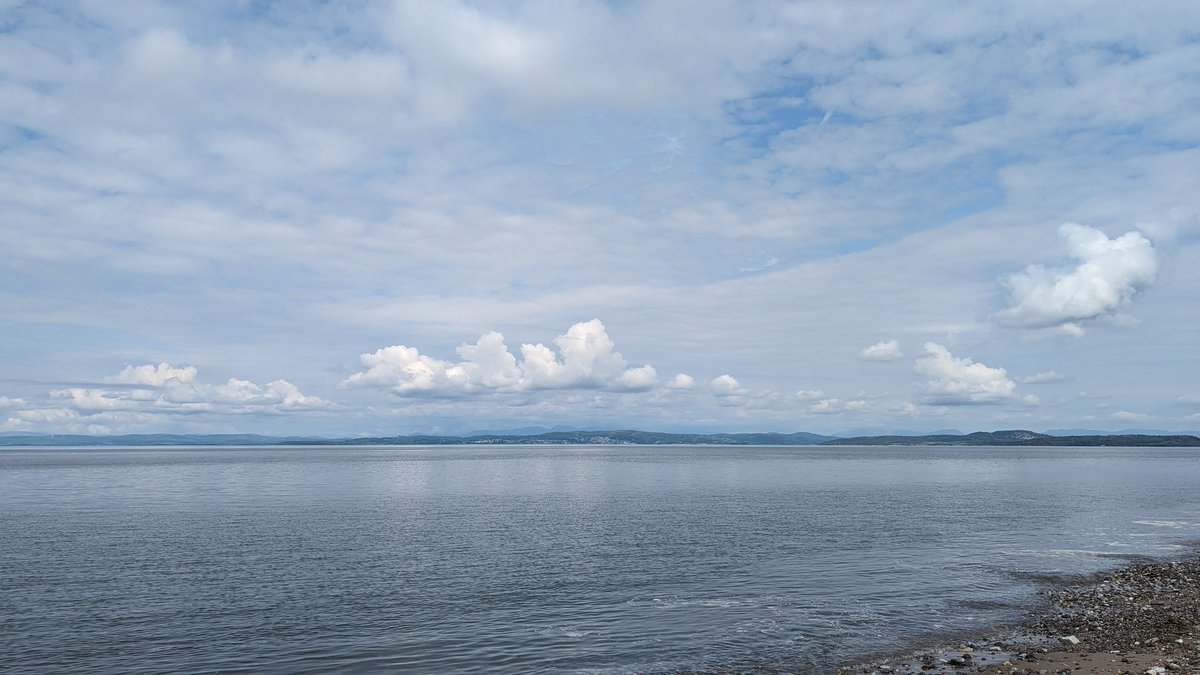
[835,553,1200,675]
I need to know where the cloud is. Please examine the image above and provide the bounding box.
[344,344,483,394]
[709,374,745,397]
[3,3,1199,435]
[667,373,696,389]
[1111,410,1151,421]
[106,362,198,386]
[809,398,868,414]
[55,365,326,414]
[5,363,328,434]
[344,319,660,395]
[617,365,658,391]
[914,342,1017,404]
[1020,370,1067,384]
[211,378,325,408]
[995,223,1157,333]
[0,396,26,409]
[3,408,83,432]
[858,339,904,361]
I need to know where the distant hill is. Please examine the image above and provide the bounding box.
[293,430,839,446]
[0,430,838,447]
[1045,427,1194,437]
[5,429,1198,448]
[824,429,1200,447]
[0,433,319,447]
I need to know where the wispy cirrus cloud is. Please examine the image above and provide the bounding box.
[1019,370,1068,385]
[1,2,1198,435]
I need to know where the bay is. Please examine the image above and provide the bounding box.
[2,445,1199,673]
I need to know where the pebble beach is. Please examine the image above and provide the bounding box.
[836,553,1200,675]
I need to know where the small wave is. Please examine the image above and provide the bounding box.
[998,548,1131,558]
[1133,519,1191,528]
[648,596,751,609]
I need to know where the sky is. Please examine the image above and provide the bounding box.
[2,0,1198,437]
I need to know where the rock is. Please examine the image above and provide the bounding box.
[1145,667,1167,675]
[1060,635,1081,645]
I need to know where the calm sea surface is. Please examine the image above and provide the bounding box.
[3,445,1199,673]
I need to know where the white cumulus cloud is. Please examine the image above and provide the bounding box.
[857,339,904,361]
[667,373,696,389]
[60,364,326,413]
[995,223,1157,333]
[344,319,660,395]
[6,363,330,434]
[710,374,745,397]
[107,362,198,386]
[212,378,326,408]
[617,365,658,391]
[915,342,1017,404]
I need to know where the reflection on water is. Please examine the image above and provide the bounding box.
[2,445,1199,673]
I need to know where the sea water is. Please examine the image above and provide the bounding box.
[2,445,1199,673]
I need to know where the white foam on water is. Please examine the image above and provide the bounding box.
[998,548,1129,558]
[648,596,754,609]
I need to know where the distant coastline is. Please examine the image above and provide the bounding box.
[2,429,1199,447]
[824,429,1200,447]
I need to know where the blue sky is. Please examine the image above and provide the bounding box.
[2,0,1198,436]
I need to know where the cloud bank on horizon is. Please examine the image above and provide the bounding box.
[4,363,329,435]
[1,1,1197,436]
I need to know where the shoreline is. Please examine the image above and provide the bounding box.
[833,549,1200,675]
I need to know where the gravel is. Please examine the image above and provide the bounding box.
[833,554,1200,675]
